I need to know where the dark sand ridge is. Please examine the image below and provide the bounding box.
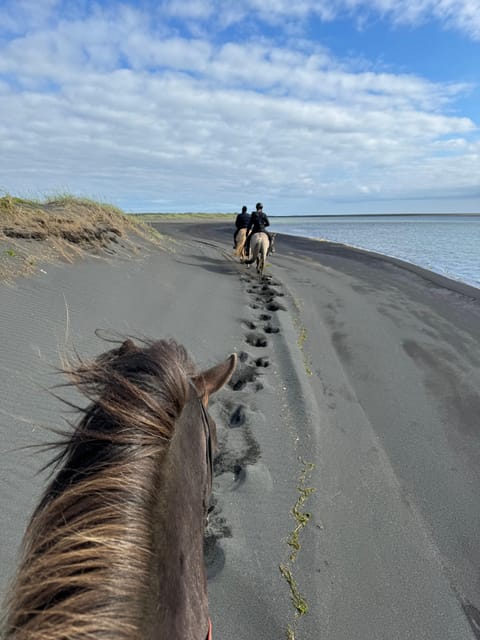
[0,218,479,639]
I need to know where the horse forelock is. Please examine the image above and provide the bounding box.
[64,338,198,441]
[3,338,200,640]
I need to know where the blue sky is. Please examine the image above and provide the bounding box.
[0,0,479,214]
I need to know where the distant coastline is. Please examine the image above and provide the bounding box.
[130,212,480,219]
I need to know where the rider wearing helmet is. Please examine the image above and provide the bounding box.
[246,202,274,255]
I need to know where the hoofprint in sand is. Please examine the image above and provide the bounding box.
[1,219,480,640]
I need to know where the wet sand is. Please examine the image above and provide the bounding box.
[1,221,480,639]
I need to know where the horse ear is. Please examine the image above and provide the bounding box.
[192,354,237,399]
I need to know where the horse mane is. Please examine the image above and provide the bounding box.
[3,338,198,640]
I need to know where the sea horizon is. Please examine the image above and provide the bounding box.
[269,212,480,218]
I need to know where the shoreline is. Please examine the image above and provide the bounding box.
[268,216,480,294]
[278,232,480,301]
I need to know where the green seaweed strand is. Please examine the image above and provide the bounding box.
[279,459,315,639]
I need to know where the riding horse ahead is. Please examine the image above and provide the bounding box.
[233,227,249,262]
[3,337,236,640]
[244,232,276,276]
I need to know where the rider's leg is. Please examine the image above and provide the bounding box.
[266,232,274,255]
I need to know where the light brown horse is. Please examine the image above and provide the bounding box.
[244,232,275,276]
[2,338,236,640]
[233,227,248,262]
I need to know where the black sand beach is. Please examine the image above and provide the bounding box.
[1,220,480,639]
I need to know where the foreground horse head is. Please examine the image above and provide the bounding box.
[3,338,236,640]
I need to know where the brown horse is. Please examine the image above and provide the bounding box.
[2,338,236,640]
[233,227,248,262]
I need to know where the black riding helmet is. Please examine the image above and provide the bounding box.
[256,202,263,210]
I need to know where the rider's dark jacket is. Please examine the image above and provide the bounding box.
[235,211,251,229]
[247,211,270,234]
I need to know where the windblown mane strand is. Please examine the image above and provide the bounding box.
[3,338,197,640]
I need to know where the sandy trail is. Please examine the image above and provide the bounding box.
[1,222,479,639]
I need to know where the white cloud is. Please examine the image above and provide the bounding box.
[3,0,480,41]
[0,2,478,212]
[156,0,480,40]
[1,0,62,34]
[125,35,212,71]
[360,0,480,39]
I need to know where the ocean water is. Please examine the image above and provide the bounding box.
[270,215,480,290]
